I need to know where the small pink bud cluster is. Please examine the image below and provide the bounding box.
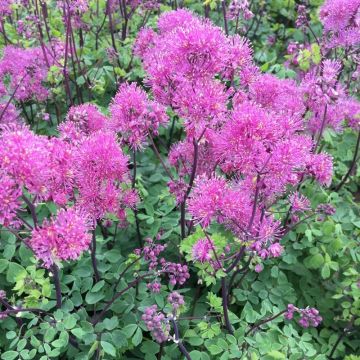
[147,281,161,293]
[317,203,336,216]
[135,237,190,286]
[135,237,167,270]
[167,291,185,312]
[285,304,322,328]
[142,305,170,343]
[295,5,308,29]
[228,0,253,21]
[162,261,190,286]
[316,203,336,222]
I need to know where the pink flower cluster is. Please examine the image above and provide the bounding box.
[132,10,340,264]
[0,99,139,265]
[30,207,92,267]
[228,0,253,21]
[142,305,170,343]
[192,238,214,263]
[134,9,253,138]
[285,304,322,328]
[320,0,360,48]
[167,291,185,311]
[135,237,190,287]
[0,46,50,102]
[109,83,168,150]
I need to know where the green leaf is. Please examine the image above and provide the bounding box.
[1,351,18,360]
[0,259,9,273]
[6,262,26,282]
[321,264,331,279]
[91,280,105,292]
[63,315,77,329]
[132,327,143,347]
[207,344,222,355]
[85,291,105,305]
[101,341,116,357]
[267,350,286,359]
[140,341,160,355]
[122,324,138,338]
[305,253,324,269]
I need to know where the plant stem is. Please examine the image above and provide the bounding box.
[221,1,229,35]
[51,264,62,309]
[180,139,199,239]
[245,310,286,336]
[91,231,100,283]
[149,134,174,180]
[221,278,234,334]
[334,130,360,191]
[92,273,153,325]
[132,150,143,248]
[170,317,192,360]
[315,104,328,152]
[0,73,28,122]
[22,195,38,229]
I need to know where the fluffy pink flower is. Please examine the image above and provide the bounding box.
[172,78,228,137]
[0,125,51,197]
[0,172,21,227]
[192,238,214,262]
[30,207,92,267]
[46,138,75,206]
[289,192,311,213]
[59,103,108,142]
[74,131,132,219]
[133,28,157,58]
[320,0,360,33]
[109,83,168,149]
[157,9,199,34]
[0,103,20,126]
[188,176,228,227]
[307,153,333,186]
[0,46,50,102]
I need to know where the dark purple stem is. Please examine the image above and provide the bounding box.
[335,130,360,191]
[221,278,234,334]
[91,231,101,283]
[245,310,286,336]
[51,264,62,309]
[170,317,192,360]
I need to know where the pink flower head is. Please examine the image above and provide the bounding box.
[0,125,51,197]
[142,305,170,343]
[307,153,333,186]
[30,207,92,267]
[157,9,200,34]
[0,103,20,127]
[75,131,132,219]
[320,0,360,33]
[0,46,50,102]
[289,192,311,213]
[173,78,229,137]
[192,238,214,263]
[168,291,185,311]
[109,83,168,149]
[188,176,228,227]
[0,172,21,227]
[133,27,157,58]
[59,103,107,142]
